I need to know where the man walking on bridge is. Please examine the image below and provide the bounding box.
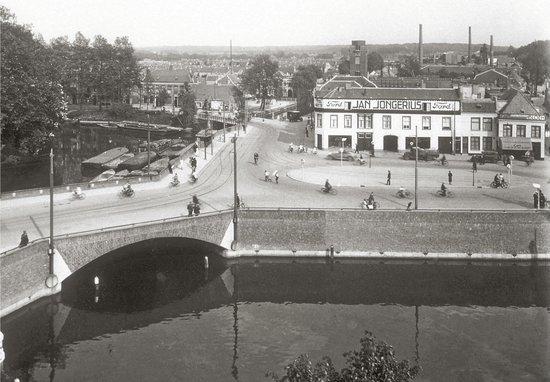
[386,170,391,186]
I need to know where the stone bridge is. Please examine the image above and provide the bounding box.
[2,208,549,317]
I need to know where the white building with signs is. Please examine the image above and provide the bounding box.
[313,87,461,152]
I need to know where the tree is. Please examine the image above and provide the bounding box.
[72,32,93,107]
[291,65,323,115]
[478,43,489,65]
[143,68,154,108]
[338,58,350,75]
[157,88,169,106]
[397,55,421,77]
[269,331,420,382]
[231,85,245,122]
[367,52,384,75]
[513,40,550,96]
[0,6,66,155]
[90,35,115,109]
[112,36,141,104]
[173,83,197,130]
[240,54,282,110]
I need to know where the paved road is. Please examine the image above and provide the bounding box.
[1,118,549,252]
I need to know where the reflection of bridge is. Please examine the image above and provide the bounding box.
[196,111,238,125]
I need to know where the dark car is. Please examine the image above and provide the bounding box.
[469,151,500,164]
[287,111,303,122]
[327,150,356,161]
[403,147,439,161]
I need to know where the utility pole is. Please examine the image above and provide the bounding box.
[223,102,226,142]
[204,107,208,160]
[147,114,151,180]
[49,146,54,274]
[232,135,238,249]
[414,125,418,210]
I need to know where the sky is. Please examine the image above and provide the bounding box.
[2,0,549,48]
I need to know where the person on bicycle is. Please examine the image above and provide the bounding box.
[73,187,83,197]
[324,179,332,192]
[397,186,406,198]
[441,154,447,165]
[493,173,500,187]
[440,182,447,196]
[367,192,375,205]
[264,169,271,182]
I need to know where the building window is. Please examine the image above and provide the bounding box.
[470,136,480,151]
[382,115,391,129]
[516,125,526,137]
[482,137,492,151]
[344,114,352,128]
[366,114,373,129]
[502,124,512,137]
[422,116,431,130]
[442,117,451,130]
[316,113,322,128]
[482,117,492,131]
[532,125,541,138]
[471,117,480,131]
[357,114,365,129]
[355,57,360,65]
[330,115,338,128]
[402,116,411,130]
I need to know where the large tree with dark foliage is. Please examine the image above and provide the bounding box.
[367,52,384,75]
[268,331,420,382]
[338,58,350,75]
[291,65,323,115]
[173,83,197,130]
[240,54,282,110]
[397,55,421,77]
[0,6,66,155]
[514,40,550,96]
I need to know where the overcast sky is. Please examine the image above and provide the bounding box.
[3,0,549,48]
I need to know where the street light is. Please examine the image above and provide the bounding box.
[508,155,514,186]
[147,114,151,180]
[48,133,55,275]
[231,135,238,250]
[414,126,418,209]
[340,137,347,166]
[222,102,226,143]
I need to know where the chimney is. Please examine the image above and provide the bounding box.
[490,35,494,67]
[418,24,423,66]
[230,40,233,73]
[468,26,471,63]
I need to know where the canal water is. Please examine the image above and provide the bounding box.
[1,240,549,381]
[1,123,185,192]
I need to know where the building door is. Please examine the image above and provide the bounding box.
[533,142,541,159]
[383,135,398,151]
[317,134,323,150]
[438,137,453,154]
[356,133,372,151]
[462,137,469,154]
[454,137,462,154]
[406,137,416,149]
[417,137,431,149]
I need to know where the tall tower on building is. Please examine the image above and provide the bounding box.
[349,40,368,77]
[418,24,423,66]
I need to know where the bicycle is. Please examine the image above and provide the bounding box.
[490,180,509,189]
[436,189,454,197]
[396,189,412,198]
[321,187,337,195]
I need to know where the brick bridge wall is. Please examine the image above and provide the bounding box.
[237,209,550,255]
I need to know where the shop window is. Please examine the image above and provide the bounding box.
[482,137,492,151]
[482,117,492,131]
[502,124,512,137]
[516,125,526,137]
[382,115,391,129]
[442,117,451,130]
[344,114,352,128]
[531,125,541,138]
[402,116,411,130]
[316,113,322,128]
[330,115,338,128]
[470,137,480,151]
[471,117,480,131]
[422,116,431,130]
[366,114,373,129]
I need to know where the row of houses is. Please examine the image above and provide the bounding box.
[313,75,548,159]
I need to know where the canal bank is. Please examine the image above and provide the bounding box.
[1,208,549,318]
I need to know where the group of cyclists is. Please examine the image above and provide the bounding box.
[289,143,317,155]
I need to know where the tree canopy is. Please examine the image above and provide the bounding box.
[240,54,282,110]
[397,55,421,77]
[367,52,384,75]
[268,331,420,382]
[173,83,197,130]
[338,58,350,75]
[513,40,550,95]
[291,65,323,115]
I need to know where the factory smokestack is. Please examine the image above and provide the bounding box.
[489,35,493,67]
[418,24,423,66]
[468,26,471,63]
[230,40,233,73]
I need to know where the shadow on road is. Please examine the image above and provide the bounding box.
[480,192,532,209]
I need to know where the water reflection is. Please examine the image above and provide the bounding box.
[1,257,548,382]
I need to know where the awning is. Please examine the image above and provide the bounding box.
[499,137,532,151]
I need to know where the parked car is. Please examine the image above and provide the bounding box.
[402,147,439,161]
[327,150,356,161]
[469,151,500,164]
[287,111,303,122]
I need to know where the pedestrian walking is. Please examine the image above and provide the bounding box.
[193,142,198,153]
[472,160,477,173]
[19,230,29,247]
[168,162,173,174]
[448,170,453,185]
[187,201,194,217]
[253,152,259,165]
[243,124,246,133]
[533,191,539,209]
[273,170,279,184]
[264,169,270,182]
[305,127,309,138]
[386,170,391,186]
[193,203,201,216]
[235,193,241,208]
[406,202,412,211]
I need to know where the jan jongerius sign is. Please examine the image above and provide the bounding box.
[314,98,460,112]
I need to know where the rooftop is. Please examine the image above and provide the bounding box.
[151,69,191,84]
[316,87,460,101]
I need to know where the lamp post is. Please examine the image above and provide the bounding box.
[340,137,347,166]
[223,102,226,143]
[147,114,151,180]
[204,108,208,160]
[232,135,238,250]
[414,125,418,210]
[48,135,55,275]
[508,155,514,186]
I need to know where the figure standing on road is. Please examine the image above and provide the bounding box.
[534,191,539,209]
[472,160,477,173]
[243,123,246,133]
[448,170,453,185]
[19,231,29,247]
[168,162,173,174]
[264,169,271,182]
[187,201,194,217]
[273,170,279,184]
[193,203,201,216]
[386,170,391,186]
[305,127,309,138]
[253,152,259,165]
